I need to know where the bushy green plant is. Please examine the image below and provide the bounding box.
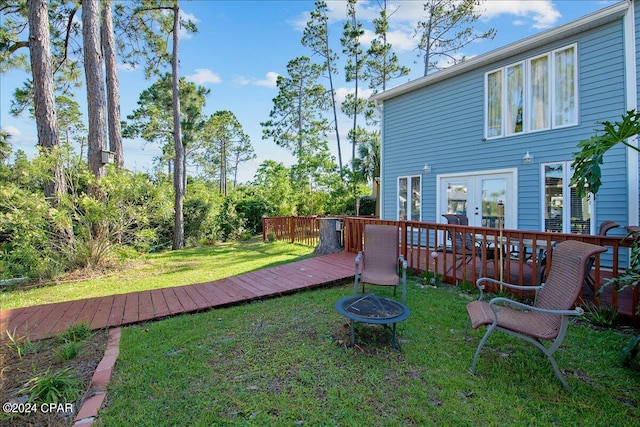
[184,197,212,245]
[356,195,377,216]
[215,196,246,242]
[235,196,272,233]
[5,329,40,362]
[21,368,82,404]
[571,110,640,366]
[54,342,79,361]
[458,279,476,293]
[0,183,63,279]
[59,323,91,343]
[421,270,443,287]
[582,301,619,328]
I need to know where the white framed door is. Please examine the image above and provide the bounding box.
[438,169,517,229]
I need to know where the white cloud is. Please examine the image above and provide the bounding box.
[185,68,222,85]
[2,126,21,137]
[386,29,416,53]
[1,123,37,149]
[334,86,375,106]
[255,72,279,88]
[179,10,200,39]
[233,72,279,88]
[118,62,137,72]
[232,75,252,86]
[481,0,561,29]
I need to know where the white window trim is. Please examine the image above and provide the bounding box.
[540,161,594,234]
[527,52,551,133]
[485,43,578,140]
[550,44,579,130]
[397,175,422,221]
[436,168,518,228]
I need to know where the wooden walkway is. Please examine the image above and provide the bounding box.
[0,252,356,341]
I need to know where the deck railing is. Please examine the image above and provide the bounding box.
[263,215,638,323]
[262,215,321,246]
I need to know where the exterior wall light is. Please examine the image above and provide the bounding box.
[423,163,432,174]
[522,151,534,164]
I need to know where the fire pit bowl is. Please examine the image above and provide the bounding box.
[335,294,410,350]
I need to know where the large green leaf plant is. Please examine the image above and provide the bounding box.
[571,110,640,365]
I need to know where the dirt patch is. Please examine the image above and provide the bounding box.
[0,329,109,427]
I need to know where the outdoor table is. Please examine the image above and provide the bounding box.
[335,294,410,350]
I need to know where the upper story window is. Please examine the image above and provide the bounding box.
[485,44,577,139]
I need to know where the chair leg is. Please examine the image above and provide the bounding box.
[463,318,472,340]
[348,319,355,348]
[471,323,497,374]
[499,325,573,391]
[545,350,571,391]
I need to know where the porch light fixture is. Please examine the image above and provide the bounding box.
[423,163,432,174]
[522,151,534,164]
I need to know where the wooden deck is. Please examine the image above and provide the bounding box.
[0,252,357,341]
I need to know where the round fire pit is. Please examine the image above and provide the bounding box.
[335,294,410,350]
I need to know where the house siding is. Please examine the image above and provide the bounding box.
[381,13,630,234]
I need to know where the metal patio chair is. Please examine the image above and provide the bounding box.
[354,224,407,304]
[582,220,619,292]
[465,239,606,390]
[442,214,495,274]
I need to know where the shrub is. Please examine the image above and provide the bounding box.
[421,270,443,287]
[184,198,212,245]
[5,329,40,362]
[0,184,64,279]
[59,323,92,343]
[582,301,619,328]
[215,196,246,242]
[236,197,272,233]
[21,368,82,404]
[357,195,377,216]
[54,342,79,361]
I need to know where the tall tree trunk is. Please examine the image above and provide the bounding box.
[220,137,227,196]
[28,0,66,200]
[327,62,342,174]
[101,0,124,167]
[171,4,185,250]
[82,0,107,180]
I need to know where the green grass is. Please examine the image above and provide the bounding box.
[0,237,314,309]
[98,281,640,426]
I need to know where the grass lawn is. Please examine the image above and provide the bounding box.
[0,237,314,310]
[97,280,640,426]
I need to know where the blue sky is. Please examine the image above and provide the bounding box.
[0,0,616,182]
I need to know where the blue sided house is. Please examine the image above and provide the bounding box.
[371,0,639,236]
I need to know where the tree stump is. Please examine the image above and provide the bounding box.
[313,218,342,256]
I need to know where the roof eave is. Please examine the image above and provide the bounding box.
[371,1,630,103]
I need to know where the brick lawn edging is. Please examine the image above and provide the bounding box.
[73,328,121,427]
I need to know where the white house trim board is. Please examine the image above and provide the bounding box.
[625,1,639,226]
[435,168,518,228]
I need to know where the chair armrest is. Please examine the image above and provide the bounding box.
[355,251,363,269]
[489,297,585,317]
[399,255,407,271]
[399,255,408,305]
[477,277,543,293]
